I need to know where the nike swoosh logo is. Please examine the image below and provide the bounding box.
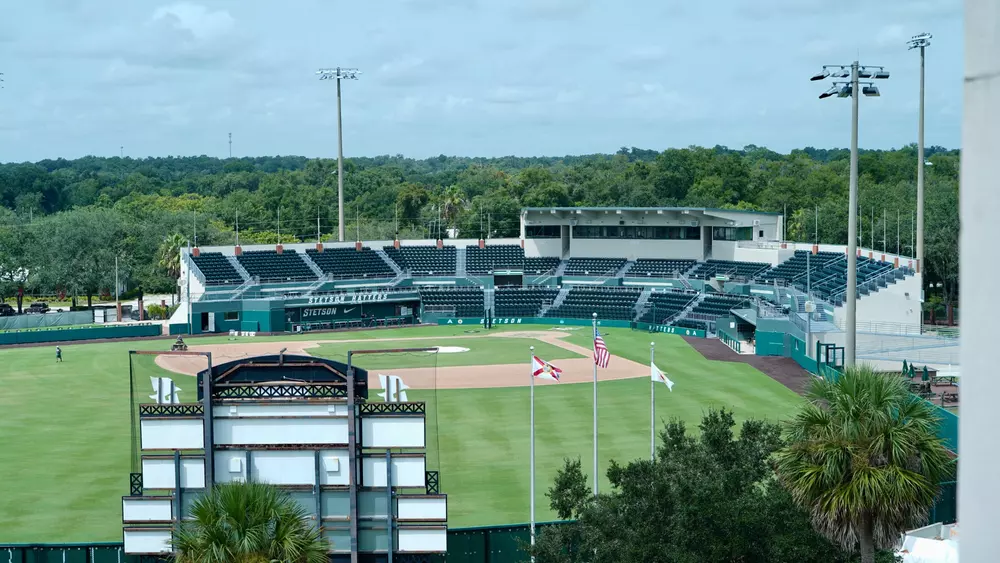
[344,307,356,314]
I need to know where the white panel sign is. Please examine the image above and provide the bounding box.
[213,451,247,484]
[141,419,204,450]
[361,417,425,449]
[362,456,425,488]
[320,450,349,485]
[397,497,447,521]
[141,457,206,489]
[213,418,347,445]
[252,451,315,485]
[123,528,172,554]
[213,404,347,418]
[397,527,447,553]
[122,498,173,522]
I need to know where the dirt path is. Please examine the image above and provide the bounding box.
[155,330,646,390]
[682,336,815,395]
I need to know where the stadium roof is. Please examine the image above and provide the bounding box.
[520,206,780,216]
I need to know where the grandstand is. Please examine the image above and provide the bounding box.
[638,290,699,325]
[305,246,395,278]
[629,259,697,278]
[237,250,317,282]
[545,286,641,321]
[690,259,770,280]
[564,257,627,276]
[466,244,524,274]
[420,287,484,317]
[191,252,243,285]
[384,245,457,275]
[172,206,934,370]
[495,287,560,317]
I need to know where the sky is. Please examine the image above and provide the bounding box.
[0,0,963,162]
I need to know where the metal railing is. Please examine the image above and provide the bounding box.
[736,240,783,249]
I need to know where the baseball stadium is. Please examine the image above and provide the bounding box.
[0,206,959,562]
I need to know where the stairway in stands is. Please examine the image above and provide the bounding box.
[669,294,705,326]
[538,286,571,317]
[302,252,325,278]
[225,255,251,282]
[484,287,495,314]
[616,260,635,277]
[375,248,404,276]
[455,247,468,278]
[633,288,653,320]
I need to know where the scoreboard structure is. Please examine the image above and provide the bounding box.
[122,351,447,563]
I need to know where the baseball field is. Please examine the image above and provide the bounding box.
[0,324,803,542]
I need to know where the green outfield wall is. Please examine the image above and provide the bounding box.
[0,323,161,345]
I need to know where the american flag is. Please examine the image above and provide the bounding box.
[593,325,610,368]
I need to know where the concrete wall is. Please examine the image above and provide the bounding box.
[523,238,562,258]
[831,274,923,328]
[569,239,702,260]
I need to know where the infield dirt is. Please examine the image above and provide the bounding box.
[155,330,648,389]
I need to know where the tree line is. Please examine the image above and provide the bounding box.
[0,146,959,309]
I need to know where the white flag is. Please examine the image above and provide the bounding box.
[651,363,674,391]
[377,374,410,402]
[149,377,181,404]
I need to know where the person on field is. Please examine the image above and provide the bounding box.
[55,346,63,362]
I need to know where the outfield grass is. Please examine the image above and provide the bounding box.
[0,325,802,542]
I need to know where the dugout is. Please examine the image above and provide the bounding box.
[187,291,421,334]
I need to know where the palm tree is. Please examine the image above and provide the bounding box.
[775,364,953,563]
[173,481,329,563]
[440,186,466,233]
[158,233,187,301]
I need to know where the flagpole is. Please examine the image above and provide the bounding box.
[529,345,536,558]
[650,341,655,461]
[592,312,599,497]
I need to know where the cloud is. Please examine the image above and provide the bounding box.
[151,2,235,41]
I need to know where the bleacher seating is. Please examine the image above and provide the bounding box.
[192,253,243,285]
[383,246,457,276]
[690,293,751,318]
[495,287,560,317]
[689,260,770,280]
[419,287,484,317]
[638,291,697,324]
[673,319,708,331]
[237,250,317,282]
[467,245,525,274]
[545,286,641,321]
[564,258,627,276]
[757,251,843,285]
[524,257,561,275]
[629,259,697,278]
[306,247,394,278]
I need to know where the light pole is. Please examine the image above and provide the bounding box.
[908,33,931,275]
[811,62,890,366]
[317,67,361,242]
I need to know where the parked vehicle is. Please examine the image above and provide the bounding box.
[0,303,15,317]
[27,302,50,314]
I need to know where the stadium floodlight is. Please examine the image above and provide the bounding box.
[907,32,932,277]
[818,85,838,99]
[317,67,362,242]
[810,61,890,367]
